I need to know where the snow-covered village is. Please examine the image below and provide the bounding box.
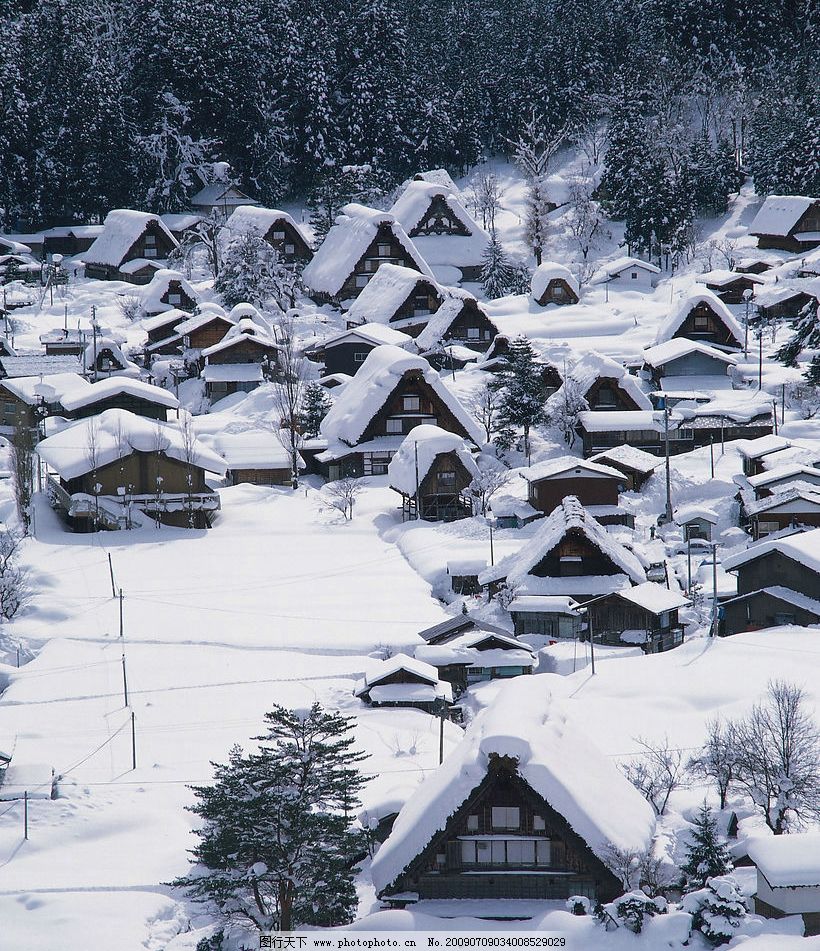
[0,3,819,949]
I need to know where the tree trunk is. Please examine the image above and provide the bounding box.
[279,880,294,931]
[534,246,542,266]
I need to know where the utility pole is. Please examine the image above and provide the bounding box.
[758,323,764,392]
[687,537,692,594]
[661,398,672,523]
[709,436,715,479]
[131,711,137,771]
[23,790,28,840]
[108,553,116,597]
[438,702,446,765]
[488,518,495,567]
[121,653,129,707]
[710,544,718,637]
[743,288,752,358]
[588,611,596,675]
[413,440,420,521]
[119,589,124,638]
[91,306,99,383]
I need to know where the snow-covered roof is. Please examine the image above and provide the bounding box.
[578,410,667,432]
[174,308,234,337]
[736,435,792,461]
[0,355,83,378]
[387,425,478,496]
[447,559,487,576]
[0,235,33,255]
[225,205,306,243]
[36,408,227,478]
[593,256,661,281]
[141,308,192,334]
[201,363,264,383]
[747,833,820,887]
[414,293,491,351]
[726,586,820,617]
[84,337,136,371]
[480,496,646,587]
[610,581,689,613]
[674,503,719,524]
[699,269,764,288]
[59,377,179,413]
[344,263,444,326]
[589,444,660,475]
[356,653,440,692]
[190,183,256,208]
[319,345,483,447]
[303,204,432,297]
[755,282,819,308]
[745,483,820,516]
[747,464,820,489]
[674,392,772,424]
[201,318,278,358]
[319,323,411,350]
[489,495,542,521]
[655,288,743,347]
[118,258,165,276]
[409,169,461,193]
[389,182,489,269]
[0,372,89,405]
[750,196,818,238]
[83,210,177,267]
[723,528,820,572]
[0,764,54,800]
[642,338,738,368]
[214,430,304,470]
[370,678,656,893]
[522,456,625,483]
[140,269,198,315]
[159,212,202,233]
[531,262,579,301]
[507,595,580,615]
[565,352,653,409]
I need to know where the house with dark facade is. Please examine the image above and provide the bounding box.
[736,435,801,477]
[354,653,453,713]
[655,288,744,351]
[674,504,718,541]
[531,262,580,306]
[700,269,765,304]
[0,372,88,432]
[674,397,773,449]
[317,345,482,480]
[755,283,819,321]
[189,182,258,219]
[522,457,630,525]
[309,324,411,378]
[82,210,179,284]
[226,205,313,263]
[415,630,536,696]
[577,410,693,457]
[581,582,689,653]
[589,444,659,491]
[343,263,446,337]
[750,196,820,253]
[506,595,581,638]
[201,317,280,400]
[59,377,179,422]
[139,269,199,317]
[387,425,479,521]
[36,408,225,530]
[563,352,653,413]
[721,530,820,634]
[142,308,195,357]
[214,430,304,486]
[413,291,498,354]
[416,614,510,647]
[370,680,656,905]
[641,339,738,389]
[389,180,489,283]
[303,203,433,307]
[84,337,139,379]
[743,484,820,539]
[480,495,646,604]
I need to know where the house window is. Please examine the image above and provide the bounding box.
[506,840,536,864]
[631,271,638,279]
[757,520,780,536]
[435,852,446,866]
[355,275,370,288]
[774,612,796,625]
[467,814,479,831]
[272,230,286,240]
[369,451,392,475]
[353,351,367,363]
[658,611,671,628]
[144,234,156,246]
[467,327,480,339]
[533,815,546,831]
[284,243,295,254]
[168,293,181,304]
[144,248,158,258]
[491,806,520,829]
[437,469,456,487]
[484,329,492,339]
[597,386,617,407]
[559,555,583,576]
[377,243,392,257]
[693,315,710,331]
[386,418,403,434]
[403,395,420,412]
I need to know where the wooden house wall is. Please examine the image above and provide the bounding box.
[262,220,313,262]
[759,292,815,321]
[673,303,739,347]
[587,598,678,636]
[528,474,620,514]
[69,394,171,421]
[322,341,379,377]
[708,277,760,304]
[89,346,127,372]
[64,450,209,496]
[386,279,443,331]
[388,756,622,903]
[752,510,820,538]
[228,467,292,487]
[159,280,196,312]
[723,590,820,636]
[529,529,624,578]
[206,338,277,366]
[756,204,820,252]
[585,376,642,411]
[408,195,471,237]
[338,224,423,301]
[412,450,475,520]
[147,320,182,344]
[0,389,36,429]
[534,278,579,306]
[441,302,497,350]
[651,350,732,380]
[736,552,820,600]
[186,319,234,351]
[360,369,472,442]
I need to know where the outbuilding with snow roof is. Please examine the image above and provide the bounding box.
[139,269,199,316]
[370,677,655,904]
[699,269,764,304]
[343,263,445,336]
[214,430,305,486]
[308,323,412,378]
[387,425,479,521]
[531,262,580,306]
[750,195,820,253]
[189,182,258,219]
[82,210,179,284]
[415,629,536,695]
[592,256,660,292]
[60,377,179,422]
[580,582,689,653]
[354,653,453,713]
[589,444,659,491]
[303,203,433,306]
[522,456,630,523]
[413,291,498,354]
[226,205,312,263]
[748,833,820,934]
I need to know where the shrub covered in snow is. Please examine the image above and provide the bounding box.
[606,891,667,934]
[680,875,747,946]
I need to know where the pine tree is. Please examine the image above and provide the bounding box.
[681,876,747,946]
[680,803,733,891]
[300,381,332,437]
[215,233,300,309]
[776,297,820,367]
[491,336,547,459]
[481,230,519,299]
[174,704,367,934]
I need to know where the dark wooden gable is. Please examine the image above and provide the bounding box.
[65,449,209,497]
[388,277,445,332]
[261,218,313,262]
[185,316,237,350]
[585,375,643,412]
[159,279,196,312]
[384,753,622,901]
[409,194,471,237]
[359,368,473,443]
[534,278,579,306]
[90,345,127,372]
[340,223,423,300]
[417,449,474,497]
[736,549,820,602]
[530,526,625,578]
[122,219,176,266]
[440,299,497,349]
[369,666,436,688]
[206,335,279,365]
[674,300,739,347]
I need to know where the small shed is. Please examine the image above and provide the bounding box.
[581,582,689,654]
[354,654,453,713]
[215,430,304,486]
[699,269,764,304]
[415,630,536,695]
[750,196,820,253]
[522,457,627,516]
[531,262,580,306]
[593,256,660,292]
[139,268,199,316]
[190,182,258,219]
[82,210,179,284]
[748,833,820,935]
[507,595,581,638]
[447,559,487,596]
[226,205,312,263]
[589,444,659,491]
[674,504,719,541]
[0,763,56,800]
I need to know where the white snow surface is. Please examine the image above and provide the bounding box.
[83,210,177,267]
[370,676,656,893]
[344,263,444,326]
[642,338,738,368]
[58,377,179,412]
[387,425,479,496]
[614,581,690,613]
[225,204,304,239]
[747,834,820,887]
